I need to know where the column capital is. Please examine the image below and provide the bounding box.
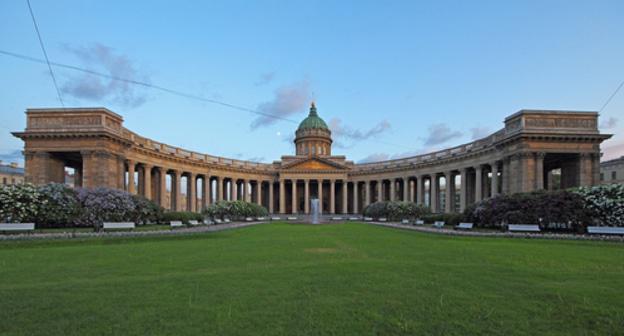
[535,152,547,159]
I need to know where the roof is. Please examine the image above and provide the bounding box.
[0,164,24,175]
[297,102,329,131]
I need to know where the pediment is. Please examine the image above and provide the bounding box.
[281,157,348,171]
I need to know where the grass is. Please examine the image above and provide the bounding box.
[0,222,622,335]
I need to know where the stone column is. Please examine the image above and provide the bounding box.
[269,182,274,214]
[579,153,593,187]
[377,180,383,202]
[342,181,348,214]
[256,181,262,205]
[353,182,359,214]
[491,162,499,196]
[304,179,310,214]
[291,179,297,214]
[127,160,136,194]
[202,176,209,210]
[445,171,453,213]
[137,165,144,195]
[232,179,238,201]
[533,153,544,190]
[502,157,510,195]
[431,175,438,212]
[390,179,396,201]
[215,177,222,202]
[143,164,152,200]
[246,180,252,202]
[416,175,424,205]
[330,180,336,214]
[475,166,483,202]
[159,168,167,208]
[188,173,196,212]
[279,179,285,214]
[403,177,409,201]
[364,181,371,207]
[460,168,468,212]
[318,180,323,214]
[174,170,183,211]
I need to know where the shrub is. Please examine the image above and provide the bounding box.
[573,184,624,227]
[131,195,164,225]
[202,200,268,221]
[464,190,594,231]
[363,201,431,221]
[76,187,136,231]
[162,211,203,224]
[0,183,44,223]
[36,183,81,228]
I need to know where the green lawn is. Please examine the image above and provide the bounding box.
[0,223,622,335]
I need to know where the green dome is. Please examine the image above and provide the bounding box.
[297,103,329,131]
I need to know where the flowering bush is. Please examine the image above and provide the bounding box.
[573,184,624,227]
[203,200,268,220]
[0,183,44,223]
[131,195,164,224]
[363,201,431,221]
[76,187,137,230]
[36,183,81,228]
[464,190,593,231]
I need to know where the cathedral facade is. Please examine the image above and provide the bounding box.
[13,103,611,214]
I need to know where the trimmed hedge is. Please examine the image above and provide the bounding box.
[162,211,204,224]
[363,201,431,221]
[202,200,268,220]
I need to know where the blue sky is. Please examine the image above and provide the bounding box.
[1,0,623,166]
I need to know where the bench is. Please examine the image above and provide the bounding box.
[433,221,445,229]
[214,218,223,224]
[287,217,298,221]
[364,217,373,221]
[170,221,183,228]
[587,226,624,235]
[455,222,473,230]
[378,218,387,222]
[188,220,200,226]
[348,217,360,221]
[0,223,35,233]
[223,218,231,223]
[256,217,266,221]
[401,219,410,225]
[271,217,281,221]
[103,222,135,230]
[414,219,424,225]
[508,224,540,232]
[331,217,343,221]
[245,217,254,222]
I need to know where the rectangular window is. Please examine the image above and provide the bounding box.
[600,173,604,181]
[613,171,617,180]
[2,177,6,185]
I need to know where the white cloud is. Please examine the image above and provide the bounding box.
[250,80,311,129]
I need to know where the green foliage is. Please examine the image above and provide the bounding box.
[162,211,204,224]
[202,200,268,220]
[464,190,593,231]
[363,201,430,221]
[572,184,624,227]
[0,183,44,223]
[131,195,164,225]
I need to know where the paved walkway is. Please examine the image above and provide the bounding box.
[368,221,624,242]
[0,221,268,241]
[1,220,622,243]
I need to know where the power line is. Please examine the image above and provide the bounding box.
[25,0,64,107]
[599,79,624,113]
[0,49,421,151]
[0,49,298,124]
